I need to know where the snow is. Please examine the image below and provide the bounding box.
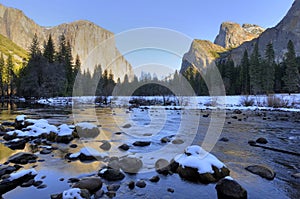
[58,124,73,136]
[8,169,37,181]
[7,116,74,138]
[99,168,108,174]
[174,145,226,174]
[76,122,97,130]
[16,115,26,121]
[224,176,234,180]
[35,94,300,112]
[62,188,84,199]
[70,147,108,159]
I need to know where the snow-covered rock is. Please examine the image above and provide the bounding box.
[172,145,230,183]
[75,122,100,138]
[67,147,108,161]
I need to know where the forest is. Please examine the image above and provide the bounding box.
[0,34,299,100]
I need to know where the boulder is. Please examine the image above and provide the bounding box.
[245,165,275,180]
[8,152,38,164]
[75,122,100,138]
[119,157,143,174]
[0,169,37,195]
[173,145,230,183]
[72,177,102,193]
[215,178,247,199]
[149,175,160,183]
[99,141,111,151]
[118,144,130,151]
[155,159,171,175]
[255,137,268,144]
[5,138,27,150]
[98,168,125,181]
[132,141,151,147]
[62,188,90,199]
[0,165,21,178]
[136,180,146,188]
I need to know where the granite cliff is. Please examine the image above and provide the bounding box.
[0,4,133,80]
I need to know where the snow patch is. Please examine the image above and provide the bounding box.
[76,122,97,130]
[70,147,108,159]
[62,188,84,199]
[58,124,73,136]
[8,169,37,181]
[16,115,26,121]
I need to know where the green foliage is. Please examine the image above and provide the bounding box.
[282,40,300,94]
[249,42,262,94]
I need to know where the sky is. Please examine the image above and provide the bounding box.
[0,0,295,77]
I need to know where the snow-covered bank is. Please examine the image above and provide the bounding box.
[33,94,300,112]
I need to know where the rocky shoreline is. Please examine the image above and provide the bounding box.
[0,107,299,198]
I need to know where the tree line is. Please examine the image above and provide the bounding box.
[182,40,300,95]
[1,35,299,100]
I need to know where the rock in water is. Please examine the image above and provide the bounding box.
[75,122,100,138]
[245,165,275,180]
[215,178,247,199]
[155,159,170,175]
[72,177,102,193]
[132,141,151,147]
[119,157,143,174]
[98,168,125,181]
[0,169,37,195]
[99,141,111,151]
[118,144,130,151]
[8,152,38,164]
[173,145,230,183]
[255,137,268,144]
[136,180,146,188]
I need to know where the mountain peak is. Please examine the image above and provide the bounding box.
[214,22,264,49]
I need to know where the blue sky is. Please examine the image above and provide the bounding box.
[0,0,295,76]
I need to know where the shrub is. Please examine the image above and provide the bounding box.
[266,95,289,108]
[240,96,255,107]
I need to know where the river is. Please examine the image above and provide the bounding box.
[0,102,299,199]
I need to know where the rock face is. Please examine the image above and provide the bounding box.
[180,39,226,73]
[0,3,133,81]
[222,0,300,64]
[214,22,264,49]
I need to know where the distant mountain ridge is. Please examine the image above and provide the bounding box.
[0,3,133,80]
[181,0,300,73]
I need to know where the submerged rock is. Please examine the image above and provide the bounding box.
[72,177,102,193]
[245,165,275,180]
[155,159,171,175]
[215,178,247,199]
[119,157,143,174]
[99,140,111,151]
[132,141,151,147]
[8,152,38,164]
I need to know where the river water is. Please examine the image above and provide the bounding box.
[0,102,299,199]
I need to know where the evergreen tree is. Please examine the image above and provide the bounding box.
[43,34,55,63]
[5,54,15,97]
[283,40,300,94]
[240,50,250,94]
[262,42,275,94]
[29,33,41,58]
[249,42,262,94]
[0,54,4,97]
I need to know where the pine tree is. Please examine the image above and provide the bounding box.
[283,40,300,94]
[0,54,4,97]
[43,34,55,63]
[262,42,275,94]
[6,54,15,96]
[29,33,41,58]
[249,42,262,94]
[240,50,250,94]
